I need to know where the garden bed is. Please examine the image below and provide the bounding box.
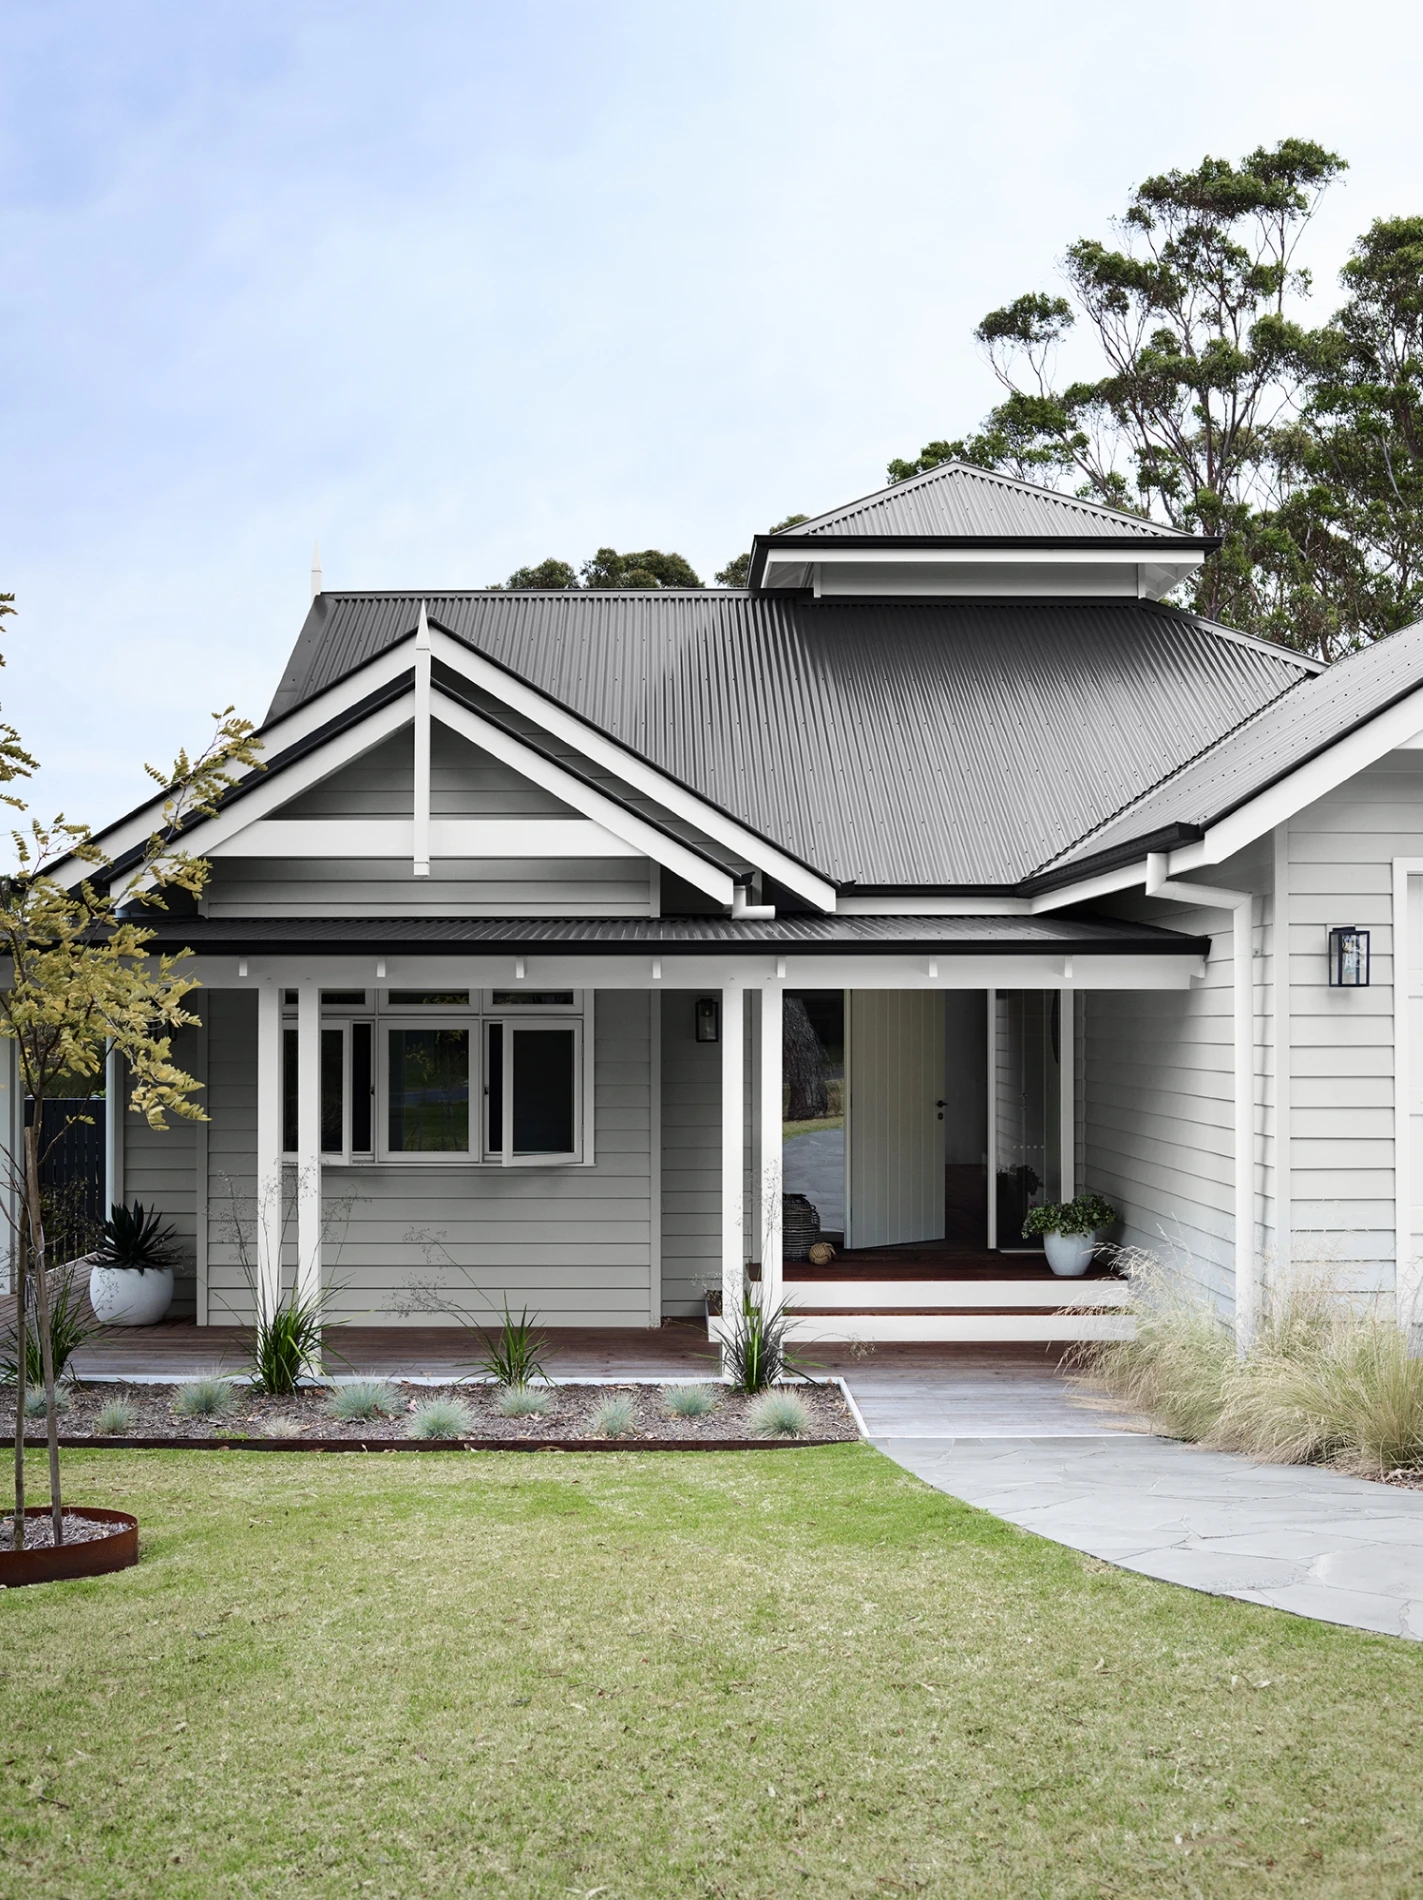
[3,1380,859,1449]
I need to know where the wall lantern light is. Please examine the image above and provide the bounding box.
[694,996,720,1043]
[1328,925,1370,988]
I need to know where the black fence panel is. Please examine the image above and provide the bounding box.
[24,1099,107,1251]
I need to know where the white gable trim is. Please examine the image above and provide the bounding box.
[428,627,837,911]
[208,818,643,859]
[430,692,735,904]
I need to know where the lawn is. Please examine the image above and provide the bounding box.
[4,1444,1423,1898]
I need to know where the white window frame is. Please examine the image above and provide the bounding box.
[378,1015,477,1165]
[482,1017,585,1166]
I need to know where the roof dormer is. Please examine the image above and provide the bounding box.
[747,461,1218,602]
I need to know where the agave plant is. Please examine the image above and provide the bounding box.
[93,1201,182,1272]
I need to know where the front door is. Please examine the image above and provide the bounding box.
[846,990,946,1249]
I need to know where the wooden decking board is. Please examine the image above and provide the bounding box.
[784,1241,1122,1284]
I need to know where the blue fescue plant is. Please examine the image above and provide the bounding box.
[590,1394,637,1438]
[748,1390,813,1438]
[405,1396,473,1440]
[172,1375,237,1419]
[325,1379,402,1422]
[664,1384,718,1418]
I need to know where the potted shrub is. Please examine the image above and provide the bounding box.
[89,1201,181,1326]
[1021,1193,1118,1277]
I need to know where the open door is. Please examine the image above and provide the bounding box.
[846,990,946,1249]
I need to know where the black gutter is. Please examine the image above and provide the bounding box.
[1022,822,1207,897]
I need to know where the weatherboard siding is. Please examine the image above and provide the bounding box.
[189,988,655,1328]
[204,856,652,916]
[119,1025,200,1320]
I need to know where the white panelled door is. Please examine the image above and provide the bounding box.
[847,990,946,1249]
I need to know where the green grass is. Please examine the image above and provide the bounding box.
[4,1445,1423,1897]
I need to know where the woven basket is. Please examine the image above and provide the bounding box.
[782,1193,821,1263]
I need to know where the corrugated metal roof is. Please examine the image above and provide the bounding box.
[140,913,1209,955]
[1048,617,1423,869]
[781,461,1194,542]
[268,592,1311,888]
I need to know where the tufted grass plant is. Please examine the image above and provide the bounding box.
[497,1385,552,1418]
[23,1385,69,1420]
[406,1397,473,1440]
[172,1375,237,1419]
[590,1394,637,1438]
[94,1397,137,1436]
[326,1380,403,1422]
[1072,1248,1234,1442]
[663,1383,719,1419]
[749,1389,813,1438]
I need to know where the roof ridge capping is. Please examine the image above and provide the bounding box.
[777,459,1202,543]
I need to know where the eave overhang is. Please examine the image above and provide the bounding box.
[749,531,1222,601]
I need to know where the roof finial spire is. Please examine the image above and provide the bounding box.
[310,540,323,603]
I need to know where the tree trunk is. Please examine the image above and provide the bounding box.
[24,1121,62,1545]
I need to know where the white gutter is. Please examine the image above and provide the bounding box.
[1144,852,1256,1350]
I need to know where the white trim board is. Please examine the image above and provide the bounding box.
[208,818,642,859]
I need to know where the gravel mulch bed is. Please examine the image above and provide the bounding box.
[0,1511,119,1552]
[1,1380,859,1447]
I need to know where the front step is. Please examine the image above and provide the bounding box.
[708,1278,1137,1344]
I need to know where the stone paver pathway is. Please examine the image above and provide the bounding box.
[880,1434,1423,1641]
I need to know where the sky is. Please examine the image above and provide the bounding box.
[3,0,1423,826]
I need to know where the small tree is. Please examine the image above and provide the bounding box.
[0,597,259,1548]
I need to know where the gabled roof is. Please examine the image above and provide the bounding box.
[267,592,1314,889]
[779,460,1198,543]
[1045,616,1423,873]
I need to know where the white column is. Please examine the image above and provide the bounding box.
[1059,982,1075,1202]
[1234,895,1257,1349]
[413,602,431,877]
[759,983,783,1311]
[296,980,322,1311]
[721,983,745,1330]
[104,1043,124,1215]
[255,984,283,1320]
[985,987,998,1249]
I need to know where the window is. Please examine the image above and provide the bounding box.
[484,1020,581,1164]
[280,991,588,1166]
[385,1026,471,1155]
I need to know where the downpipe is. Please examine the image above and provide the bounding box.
[1145,853,1257,1351]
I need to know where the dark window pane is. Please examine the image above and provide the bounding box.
[321,989,366,1006]
[387,1029,469,1152]
[486,1023,503,1155]
[320,1029,344,1153]
[489,991,574,1007]
[351,1023,373,1152]
[282,1029,298,1153]
[512,1028,575,1155]
[386,990,470,1007]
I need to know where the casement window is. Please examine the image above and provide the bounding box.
[281,989,589,1166]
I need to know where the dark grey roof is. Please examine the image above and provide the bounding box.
[268,591,1312,888]
[138,913,1209,956]
[781,461,1196,542]
[1049,616,1423,870]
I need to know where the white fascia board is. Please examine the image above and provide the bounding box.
[837,895,1031,916]
[176,950,1204,992]
[128,695,417,881]
[431,691,735,905]
[1028,861,1157,914]
[1167,684,1423,876]
[428,627,837,911]
[209,818,642,860]
[779,545,1197,568]
[44,638,422,887]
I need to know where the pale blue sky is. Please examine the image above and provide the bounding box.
[3,0,1421,825]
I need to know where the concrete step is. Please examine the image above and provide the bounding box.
[780,1278,1133,1311]
[710,1311,1136,1345]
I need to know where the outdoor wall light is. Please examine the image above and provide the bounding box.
[1328,925,1370,988]
[694,996,720,1042]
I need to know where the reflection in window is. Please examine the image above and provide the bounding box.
[386,990,470,1007]
[387,1029,470,1152]
[513,1028,575,1155]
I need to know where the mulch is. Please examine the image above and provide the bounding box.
[2,1380,859,1450]
[0,1511,116,1552]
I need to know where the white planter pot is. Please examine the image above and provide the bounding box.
[1043,1231,1097,1278]
[89,1264,174,1326]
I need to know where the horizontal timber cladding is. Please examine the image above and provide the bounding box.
[1283,750,1423,1302]
[659,989,755,1319]
[194,988,655,1328]
[1081,838,1271,1319]
[120,1024,200,1319]
[202,855,653,917]
[279,723,579,819]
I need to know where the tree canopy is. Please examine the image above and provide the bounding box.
[494,549,702,591]
[889,140,1423,658]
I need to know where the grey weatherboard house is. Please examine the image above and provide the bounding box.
[41,460,1423,1348]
